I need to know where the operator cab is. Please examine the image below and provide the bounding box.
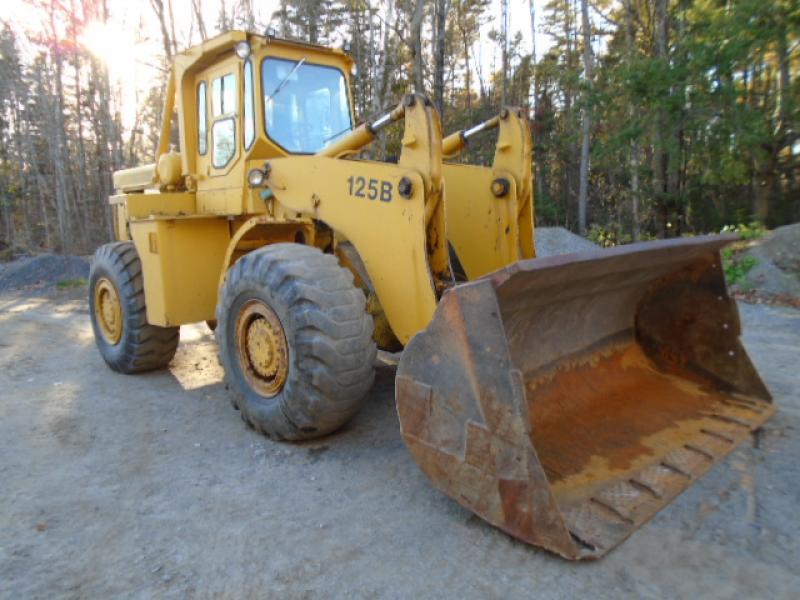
[189,32,355,213]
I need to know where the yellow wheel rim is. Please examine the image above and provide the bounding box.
[236,299,289,397]
[94,277,123,344]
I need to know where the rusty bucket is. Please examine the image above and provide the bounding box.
[396,235,773,560]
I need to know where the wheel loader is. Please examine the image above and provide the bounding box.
[89,31,774,560]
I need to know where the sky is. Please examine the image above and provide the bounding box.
[4,0,554,129]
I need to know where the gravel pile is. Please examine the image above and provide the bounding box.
[535,226,599,257]
[0,254,90,293]
[731,223,800,302]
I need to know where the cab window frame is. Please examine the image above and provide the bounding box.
[197,81,208,156]
[210,70,238,170]
[243,59,256,151]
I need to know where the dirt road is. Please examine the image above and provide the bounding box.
[1,288,798,599]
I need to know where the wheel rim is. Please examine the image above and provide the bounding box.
[236,299,289,397]
[94,277,123,344]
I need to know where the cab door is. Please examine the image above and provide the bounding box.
[196,61,243,214]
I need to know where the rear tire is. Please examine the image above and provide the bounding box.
[216,243,376,441]
[89,242,180,373]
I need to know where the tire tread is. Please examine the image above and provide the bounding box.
[89,242,180,373]
[216,243,376,441]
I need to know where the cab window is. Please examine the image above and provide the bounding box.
[211,72,237,168]
[197,81,208,155]
[262,58,352,153]
[243,60,255,150]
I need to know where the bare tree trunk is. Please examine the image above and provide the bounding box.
[48,3,71,251]
[69,0,89,247]
[368,2,375,113]
[473,35,486,100]
[410,0,426,94]
[8,84,27,246]
[373,0,395,158]
[562,0,575,227]
[462,30,471,115]
[193,0,209,41]
[128,99,141,165]
[500,0,509,106]
[777,27,791,137]
[652,0,667,235]
[372,0,394,114]
[630,141,641,240]
[150,0,174,60]
[100,0,120,240]
[667,1,687,233]
[19,103,52,247]
[167,0,179,54]
[529,0,537,92]
[433,0,449,118]
[577,0,592,235]
[240,0,255,31]
[748,50,767,221]
[353,7,363,115]
[529,0,543,203]
[624,0,640,240]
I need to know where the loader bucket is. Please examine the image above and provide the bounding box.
[396,235,774,560]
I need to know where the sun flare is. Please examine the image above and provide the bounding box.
[79,21,135,77]
[79,21,141,128]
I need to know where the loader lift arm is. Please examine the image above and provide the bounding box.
[441,108,535,279]
[261,94,452,344]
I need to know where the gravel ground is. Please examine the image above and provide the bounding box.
[0,285,798,599]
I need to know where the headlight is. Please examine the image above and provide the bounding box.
[235,40,252,60]
[247,168,265,187]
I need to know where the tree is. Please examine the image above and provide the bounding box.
[432,0,450,117]
[0,0,797,258]
[577,0,593,234]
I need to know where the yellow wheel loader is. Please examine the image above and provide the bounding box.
[89,31,774,560]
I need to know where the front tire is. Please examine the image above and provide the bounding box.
[89,242,180,373]
[216,243,376,441]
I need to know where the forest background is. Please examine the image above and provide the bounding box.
[0,0,797,255]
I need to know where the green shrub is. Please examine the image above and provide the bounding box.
[720,222,766,241]
[587,224,632,247]
[721,248,758,286]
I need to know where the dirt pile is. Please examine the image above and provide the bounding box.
[0,254,89,293]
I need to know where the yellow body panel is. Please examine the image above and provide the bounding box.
[129,218,230,326]
[218,215,315,290]
[112,165,156,193]
[267,157,436,343]
[110,196,129,241]
[442,109,536,279]
[443,164,519,279]
[493,111,535,260]
[112,192,197,220]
